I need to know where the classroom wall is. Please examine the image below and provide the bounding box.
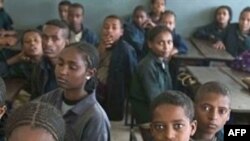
[5,0,249,37]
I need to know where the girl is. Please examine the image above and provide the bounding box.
[0,29,43,78]
[40,42,110,141]
[193,6,232,44]
[130,25,174,141]
[5,102,65,141]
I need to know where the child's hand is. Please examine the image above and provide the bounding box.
[142,19,156,29]
[170,48,179,56]
[18,51,31,62]
[100,35,114,49]
[212,41,225,50]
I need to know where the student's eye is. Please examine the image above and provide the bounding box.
[173,123,184,130]
[167,40,173,45]
[159,41,164,45]
[57,61,64,66]
[69,65,78,70]
[201,105,211,112]
[218,108,228,115]
[52,36,59,42]
[152,122,166,132]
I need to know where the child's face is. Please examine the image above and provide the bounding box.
[151,104,197,141]
[0,0,3,9]
[239,11,250,33]
[160,14,176,31]
[68,7,83,31]
[55,47,90,90]
[152,0,165,15]
[195,93,230,136]
[148,31,173,59]
[216,8,230,26]
[42,25,67,59]
[22,32,43,58]
[8,126,55,141]
[59,5,69,23]
[133,10,148,27]
[101,18,123,43]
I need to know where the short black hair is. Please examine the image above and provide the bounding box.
[104,15,124,29]
[160,10,176,22]
[6,102,65,141]
[150,90,195,121]
[151,0,166,4]
[215,5,232,23]
[20,29,42,45]
[59,0,71,7]
[0,77,6,106]
[195,81,230,104]
[44,19,69,39]
[240,6,250,19]
[70,3,84,14]
[147,25,172,42]
[133,5,147,16]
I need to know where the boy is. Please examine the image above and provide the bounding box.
[0,77,7,141]
[58,0,71,24]
[193,81,231,141]
[96,15,137,121]
[29,19,69,99]
[68,3,98,46]
[124,5,148,61]
[150,91,197,141]
[0,0,13,30]
[149,0,166,24]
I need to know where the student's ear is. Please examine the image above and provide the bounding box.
[86,68,96,79]
[190,120,197,136]
[0,105,7,119]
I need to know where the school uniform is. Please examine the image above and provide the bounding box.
[130,52,173,124]
[0,8,13,30]
[70,25,98,46]
[193,22,226,42]
[0,49,33,79]
[96,38,137,121]
[123,22,146,60]
[29,57,58,99]
[40,88,111,141]
[221,23,250,57]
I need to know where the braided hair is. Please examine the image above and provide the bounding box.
[6,102,65,141]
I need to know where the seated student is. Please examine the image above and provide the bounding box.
[96,15,137,121]
[150,91,197,141]
[130,25,173,126]
[40,42,111,141]
[193,5,232,43]
[68,3,98,45]
[58,0,71,24]
[0,77,7,141]
[159,10,188,54]
[124,5,148,61]
[0,29,43,79]
[29,19,69,99]
[217,7,250,57]
[149,0,166,24]
[193,81,231,141]
[0,0,13,30]
[5,102,65,141]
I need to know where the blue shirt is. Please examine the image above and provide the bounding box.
[0,8,13,30]
[40,88,111,141]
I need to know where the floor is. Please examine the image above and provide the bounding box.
[111,120,143,141]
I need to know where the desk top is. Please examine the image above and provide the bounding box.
[191,38,234,61]
[187,66,250,113]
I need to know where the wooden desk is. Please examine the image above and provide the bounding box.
[191,38,234,61]
[186,66,250,113]
[4,78,26,102]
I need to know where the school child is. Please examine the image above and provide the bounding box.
[193,81,231,141]
[219,7,250,57]
[0,29,43,79]
[130,25,173,126]
[149,0,166,24]
[0,0,13,30]
[193,5,232,43]
[58,0,71,24]
[40,42,111,141]
[159,10,188,54]
[5,102,65,141]
[124,5,148,60]
[96,15,137,121]
[0,77,7,141]
[29,19,69,99]
[150,91,197,141]
[68,3,98,45]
